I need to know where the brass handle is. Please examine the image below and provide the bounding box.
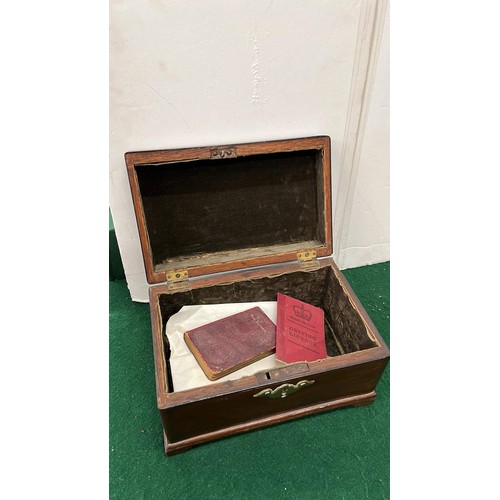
[253,380,315,399]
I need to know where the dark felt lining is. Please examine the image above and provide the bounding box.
[157,266,377,392]
[135,149,325,270]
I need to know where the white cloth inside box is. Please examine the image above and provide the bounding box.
[166,301,284,392]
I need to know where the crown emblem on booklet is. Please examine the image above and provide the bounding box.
[292,304,312,321]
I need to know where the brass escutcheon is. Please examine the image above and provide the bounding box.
[253,380,315,399]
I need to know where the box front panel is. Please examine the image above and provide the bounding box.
[162,357,387,444]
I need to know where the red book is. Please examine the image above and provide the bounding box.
[184,307,276,381]
[276,293,326,363]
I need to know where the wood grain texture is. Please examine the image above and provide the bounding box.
[163,391,377,455]
[125,155,156,283]
[163,359,387,444]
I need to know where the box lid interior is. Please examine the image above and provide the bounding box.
[126,136,332,284]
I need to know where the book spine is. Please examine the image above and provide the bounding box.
[276,294,287,362]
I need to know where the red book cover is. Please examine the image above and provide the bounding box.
[184,307,276,381]
[276,293,326,363]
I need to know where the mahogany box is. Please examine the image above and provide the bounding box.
[125,136,389,455]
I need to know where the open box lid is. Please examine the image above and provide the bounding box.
[125,136,332,285]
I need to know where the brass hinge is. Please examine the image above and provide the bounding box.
[166,269,191,291]
[210,146,236,160]
[297,250,316,262]
[297,250,319,271]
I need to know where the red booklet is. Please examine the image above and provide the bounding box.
[276,293,326,363]
[184,307,276,380]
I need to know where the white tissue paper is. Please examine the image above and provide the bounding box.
[165,301,284,392]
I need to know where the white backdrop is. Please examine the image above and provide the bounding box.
[110,0,390,301]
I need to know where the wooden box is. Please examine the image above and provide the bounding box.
[125,136,389,455]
